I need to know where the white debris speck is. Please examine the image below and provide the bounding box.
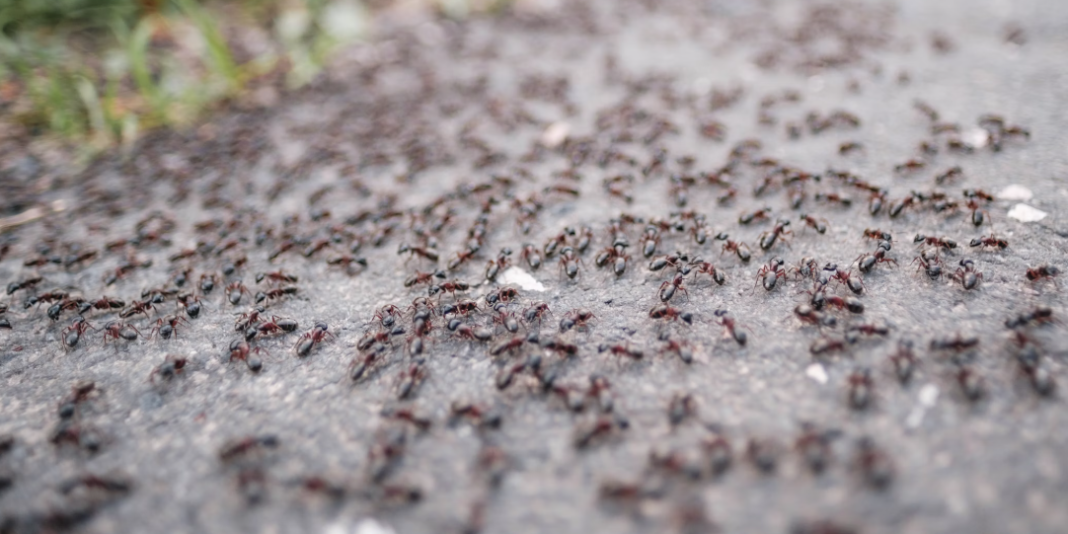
[540,122,570,148]
[1007,203,1048,222]
[963,128,989,148]
[346,518,396,534]
[499,266,546,291]
[805,363,828,384]
[998,184,1033,201]
[919,384,939,406]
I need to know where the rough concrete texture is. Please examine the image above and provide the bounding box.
[2,1,1068,533]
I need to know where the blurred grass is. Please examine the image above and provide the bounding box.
[0,0,371,156]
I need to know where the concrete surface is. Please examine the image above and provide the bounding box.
[1,1,1068,533]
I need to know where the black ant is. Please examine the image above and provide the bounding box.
[255,286,298,304]
[57,381,98,419]
[558,246,582,279]
[62,318,94,349]
[404,269,446,288]
[658,272,690,302]
[889,341,917,383]
[7,275,43,295]
[255,270,298,284]
[429,279,470,301]
[447,246,479,271]
[857,244,897,273]
[649,304,693,324]
[914,234,957,251]
[598,342,644,361]
[253,316,299,338]
[484,248,512,281]
[854,438,894,490]
[523,302,552,324]
[594,244,630,276]
[689,259,725,285]
[228,339,263,372]
[225,281,249,305]
[738,207,772,225]
[912,250,943,279]
[847,369,874,410]
[1025,265,1059,285]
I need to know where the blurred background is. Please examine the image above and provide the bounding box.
[0,0,508,161]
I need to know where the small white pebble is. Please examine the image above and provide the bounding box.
[919,384,939,406]
[1007,203,1048,222]
[805,363,828,384]
[499,266,546,292]
[998,184,1033,201]
[963,128,989,148]
[540,122,570,148]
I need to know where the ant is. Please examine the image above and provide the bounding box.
[560,309,597,332]
[847,369,874,410]
[447,247,479,271]
[449,401,502,430]
[810,337,850,356]
[429,279,470,301]
[453,325,494,342]
[396,362,427,399]
[199,273,218,293]
[520,244,542,270]
[853,438,894,490]
[557,246,582,279]
[889,341,917,383]
[690,259,725,285]
[349,352,385,381]
[934,166,964,185]
[1005,306,1054,329]
[219,435,280,463]
[398,243,439,262]
[150,355,189,383]
[118,298,154,319]
[57,381,98,419]
[830,269,864,294]
[758,219,792,251]
[1025,265,1059,285]
[809,288,865,314]
[814,191,852,207]
[23,289,69,308]
[543,228,575,258]
[225,281,249,305]
[6,275,42,295]
[78,296,126,315]
[746,438,780,474]
[738,207,772,225]
[381,407,432,432]
[893,159,926,173]
[951,259,983,290]
[857,244,897,273]
[228,339,264,372]
[254,316,299,337]
[484,248,512,281]
[714,310,747,346]
[839,141,863,155]
[912,250,943,279]
[62,318,94,349]
[649,304,693,324]
[523,302,552,324]
[295,323,333,357]
[574,415,629,449]
[594,244,630,277]
[716,233,751,262]
[598,342,644,361]
[485,287,520,306]
[441,299,479,317]
[255,286,298,304]
[658,272,690,302]
[660,338,694,364]
[914,234,957,252]
[102,321,139,343]
[794,304,836,328]
[956,366,985,402]
[640,226,661,258]
[969,233,1007,250]
[255,270,298,284]
[799,214,827,234]
[929,333,979,352]
[794,423,839,474]
[755,258,787,291]
[863,228,891,242]
[667,393,698,426]
[151,315,188,339]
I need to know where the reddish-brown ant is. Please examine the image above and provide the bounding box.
[857,244,897,273]
[956,366,985,402]
[714,309,747,346]
[219,435,279,463]
[853,438,893,490]
[914,234,957,251]
[225,281,249,305]
[102,321,139,343]
[889,341,917,383]
[57,381,98,419]
[738,207,772,225]
[594,244,630,276]
[62,317,94,349]
[598,342,643,361]
[794,424,838,475]
[894,159,926,173]
[810,337,850,356]
[717,233,751,262]
[295,322,333,356]
[255,286,298,304]
[254,316,299,337]
[863,228,891,241]
[523,302,552,324]
[969,233,1007,250]
[396,362,427,399]
[689,259,725,286]
[429,279,470,301]
[912,250,943,279]
[520,244,542,270]
[847,369,874,410]
[1025,265,1059,285]
[381,406,432,431]
[929,333,979,352]
[649,304,693,324]
[657,272,690,302]
[560,309,597,332]
[755,258,787,291]
[574,415,628,449]
[118,298,154,319]
[799,214,827,234]
[398,243,440,262]
[447,247,479,271]
[151,315,188,339]
[830,269,864,294]
[150,355,189,383]
[255,270,298,284]
[667,393,698,426]
[484,248,512,281]
[951,259,983,290]
[758,219,792,251]
[228,339,264,371]
[199,273,217,293]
